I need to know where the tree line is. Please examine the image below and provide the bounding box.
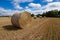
[31,10,60,17]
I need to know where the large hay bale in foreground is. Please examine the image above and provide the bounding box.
[11,12,32,28]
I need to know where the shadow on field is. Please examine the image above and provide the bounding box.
[3,25,22,31]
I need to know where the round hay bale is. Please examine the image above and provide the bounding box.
[11,11,32,28]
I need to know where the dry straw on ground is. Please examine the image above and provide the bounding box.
[11,11,32,28]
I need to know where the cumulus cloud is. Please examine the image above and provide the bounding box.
[0,7,23,16]
[13,0,33,3]
[42,2,60,12]
[44,0,53,2]
[28,3,41,9]
[0,8,13,16]
[14,3,23,9]
[12,0,34,9]
[1,1,60,16]
[21,2,60,15]
[26,2,60,14]
[25,6,29,9]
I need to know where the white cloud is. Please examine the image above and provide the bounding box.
[1,2,60,16]
[26,2,60,14]
[30,10,43,15]
[25,6,29,9]
[46,2,60,7]
[44,0,53,2]
[13,0,33,3]
[14,3,23,9]
[0,7,23,16]
[12,0,34,10]
[28,3,41,9]
[42,2,60,12]
[19,2,60,15]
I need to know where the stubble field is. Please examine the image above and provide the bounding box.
[0,17,60,40]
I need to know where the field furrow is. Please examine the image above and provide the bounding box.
[0,17,60,40]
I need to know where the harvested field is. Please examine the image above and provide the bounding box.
[0,17,60,40]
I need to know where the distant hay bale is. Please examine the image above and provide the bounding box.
[11,11,32,28]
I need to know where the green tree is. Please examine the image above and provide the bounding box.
[58,11,60,17]
[42,12,46,17]
[31,14,34,17]
[43,10,59,17]
[36,14,41,17]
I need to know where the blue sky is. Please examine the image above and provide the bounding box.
[0,0,60,16]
